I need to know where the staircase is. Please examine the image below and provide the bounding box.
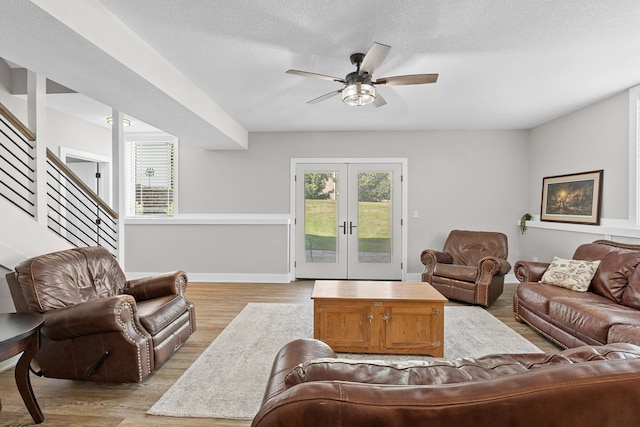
[0,102,118,278]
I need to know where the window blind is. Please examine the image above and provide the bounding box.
[126,140,174,216]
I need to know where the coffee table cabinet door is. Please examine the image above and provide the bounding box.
[314,303,376,352]
[384,305,444,357]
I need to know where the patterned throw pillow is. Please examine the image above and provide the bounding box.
[539,257,601,292]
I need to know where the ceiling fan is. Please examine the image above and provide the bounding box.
[286,42,438,107]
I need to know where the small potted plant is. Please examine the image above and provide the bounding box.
[520,213,532,234]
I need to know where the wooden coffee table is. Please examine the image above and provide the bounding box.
[311,280,447,357]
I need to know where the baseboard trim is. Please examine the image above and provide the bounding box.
[0,355,19,373]
[404,272,419,282]
[125,272,293,283]
[125,272,517,284]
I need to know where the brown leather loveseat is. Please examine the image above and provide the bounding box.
[513,240,640,348]
[252,338,640,426]
[5,246,196,383]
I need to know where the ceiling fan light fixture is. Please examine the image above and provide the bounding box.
[342,83,375,106]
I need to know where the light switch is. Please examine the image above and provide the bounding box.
[413,211,419,218]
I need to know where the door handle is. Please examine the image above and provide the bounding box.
[338,221,347,235]
[349,221,358,235]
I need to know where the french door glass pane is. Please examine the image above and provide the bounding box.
[304,172,338,263]
[357,172,392,263]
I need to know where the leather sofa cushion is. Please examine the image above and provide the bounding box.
[15,246,127,312]
[622,267,640,311]
[549,297,640,344]
[574,243,640,303]
[433,264,477,282]
[442,230,508,266]
[286,356,535,387]
[516,282,597,316]
[608,324,640,345]
[137,295,189,335]
[285,345,640,388]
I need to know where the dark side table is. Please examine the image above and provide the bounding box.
[0,312,45,424]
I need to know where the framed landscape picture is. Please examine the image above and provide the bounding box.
[540,170,603,225]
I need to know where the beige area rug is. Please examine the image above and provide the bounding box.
[148,303,541,420]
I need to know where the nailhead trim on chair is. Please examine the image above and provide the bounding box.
[115,300,151,382]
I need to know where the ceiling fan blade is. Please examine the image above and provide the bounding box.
[286,69,345,83]
[373,92,387,108]
[359,42,391,76]
[307,89,342,104]
[375,74,439,86]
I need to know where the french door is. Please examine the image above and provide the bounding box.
[295,162,402,280]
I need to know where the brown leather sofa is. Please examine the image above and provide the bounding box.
[252,338,640,426]
[5,246,196,383]
[420,230,511,307]
[514,240,640,349]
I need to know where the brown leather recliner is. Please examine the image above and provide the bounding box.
[421,230,511,307]
[5,246,196,383]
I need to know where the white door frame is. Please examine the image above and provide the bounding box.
[59,147,112,206]
[290,157,408,281]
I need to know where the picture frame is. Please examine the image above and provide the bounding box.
[540,170,603,225]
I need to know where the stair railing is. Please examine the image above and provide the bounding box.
[46,149,118,253]
[0,102,118,254]
[0,103,36,217]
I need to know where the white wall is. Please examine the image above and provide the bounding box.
[528,92,629,219]
[45,105,112,157]
[125,130,529,279]
[519,91,637,261]
[4,59,637,282]
[0,61,112,156]
[0,65,111,310]
[125,90,638,280]
[0,60,25,121]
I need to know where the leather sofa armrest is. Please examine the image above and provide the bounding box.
[514,261,550,283]
[124,270,188,301]
[473,257,512,306]
[261,338,336,405]
[421,250,454,283]
[478,256,512,277]
[420,250,453,269]
[41,295,148,340]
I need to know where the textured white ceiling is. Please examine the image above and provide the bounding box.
[2,0,640,148]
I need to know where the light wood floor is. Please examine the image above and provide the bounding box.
[0,281,561,426]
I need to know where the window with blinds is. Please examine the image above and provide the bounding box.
[125,138,176,216]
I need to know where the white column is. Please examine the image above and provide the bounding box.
[628,85,639,228]
[27,71,47,226]
[111,109,126,265]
